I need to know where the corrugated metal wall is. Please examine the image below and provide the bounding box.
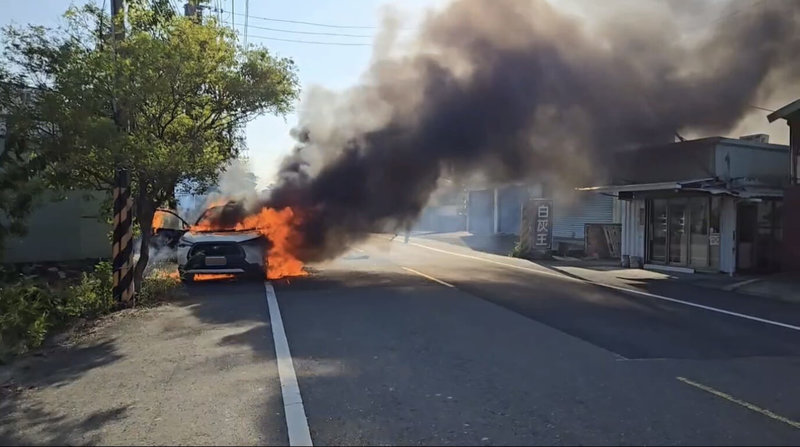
[467,189,494,235]
[553,193,615,240]
[497,185,528,234]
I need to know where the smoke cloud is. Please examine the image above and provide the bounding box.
[224,0,800,263]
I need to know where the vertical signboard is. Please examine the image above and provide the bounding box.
[520,198,553,259]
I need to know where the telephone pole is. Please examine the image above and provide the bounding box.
[243,0,249,47]
[110,0,135,304]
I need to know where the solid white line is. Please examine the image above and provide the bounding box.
[401,266,455,288]
[264,282,313,447]
[408,242,800,332]
[408,242,582,282]
[677,376,800,429]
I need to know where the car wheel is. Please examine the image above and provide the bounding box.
[179,271,194,283]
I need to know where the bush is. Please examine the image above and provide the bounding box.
[0,261,115,360]
[509,240,526,258]
[0,279,58,358]
[64,261,114,319]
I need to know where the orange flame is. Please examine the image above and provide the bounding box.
[152,210,165,231]
[192,206,307,280]
[195,273,235,281]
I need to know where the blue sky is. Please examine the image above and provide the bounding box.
[1,0,445,187]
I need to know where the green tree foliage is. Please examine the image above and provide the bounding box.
[1,1,299,289]
[0,68,50,254]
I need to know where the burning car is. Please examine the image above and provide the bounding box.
[152,202,269,283]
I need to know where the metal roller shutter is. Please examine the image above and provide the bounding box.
[553,193,615,240]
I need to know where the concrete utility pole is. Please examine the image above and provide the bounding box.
[110,0,135,303]
[244,0,249,47]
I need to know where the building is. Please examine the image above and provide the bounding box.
[0,83,110,264]
[466,183,619,255]
[582,136,789,274]
[767,98,800,272]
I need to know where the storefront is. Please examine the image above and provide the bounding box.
[645,195,722,271]
[582,179,784,274]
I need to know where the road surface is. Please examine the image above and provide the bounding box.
[3,234,800,445]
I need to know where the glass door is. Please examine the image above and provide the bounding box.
[668,200,688,265]
[649,199,668,262]
[688,197,709,268]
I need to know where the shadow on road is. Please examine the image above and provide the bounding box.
[0,339,124,445]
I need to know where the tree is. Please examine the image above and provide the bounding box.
[0,70,50,255]
[1,1,299,291]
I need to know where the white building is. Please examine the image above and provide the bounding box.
[583,136,788,274]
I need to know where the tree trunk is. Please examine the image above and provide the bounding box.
[133,187,155,297]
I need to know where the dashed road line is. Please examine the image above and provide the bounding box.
[264,282,313,446]
[401,266,455,288]
[405,241,800,333]
[677,376,800,430]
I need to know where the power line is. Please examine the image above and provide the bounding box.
[245,34,370,46]
[749,104,776,113]
[213,8,379,29]
[240,23,372,38]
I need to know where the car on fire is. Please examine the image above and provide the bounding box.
[152,202,269,283]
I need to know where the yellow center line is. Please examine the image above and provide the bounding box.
[676,376,800,430]
[401,266,455,288]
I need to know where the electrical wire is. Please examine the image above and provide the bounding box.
[243,23,372,38]
[212,8,378,29]
[244,34,370,46]
[748,104,776,113]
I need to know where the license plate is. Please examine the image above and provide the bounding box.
[205,256,227,266]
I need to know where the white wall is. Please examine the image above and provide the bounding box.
[3,190,111,263]
[620,199,646,262]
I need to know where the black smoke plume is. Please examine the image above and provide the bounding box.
[221,0,800,262]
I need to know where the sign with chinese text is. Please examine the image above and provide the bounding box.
[520,198,553,259]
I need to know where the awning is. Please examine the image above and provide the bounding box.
[578,178,785,199]
[577,178,715,193]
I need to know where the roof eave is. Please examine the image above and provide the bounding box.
[767,99,800,123]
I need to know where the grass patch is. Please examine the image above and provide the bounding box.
[137,270,184,307]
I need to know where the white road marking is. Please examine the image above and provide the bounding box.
[407,241,800,333]
[407,241,580,282]
[677,376,800,430]
[401,266,455,288]
[264,282,313,447]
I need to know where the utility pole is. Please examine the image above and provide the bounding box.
[110,0,135,304]
[244,0,249,47]
[231,0,235,31]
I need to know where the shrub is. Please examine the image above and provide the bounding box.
[64,261,114,319]
[509,241,526,258]
[0,261,115,360]
[0,278,58,359]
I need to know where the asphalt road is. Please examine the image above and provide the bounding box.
[3,234,800,445]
